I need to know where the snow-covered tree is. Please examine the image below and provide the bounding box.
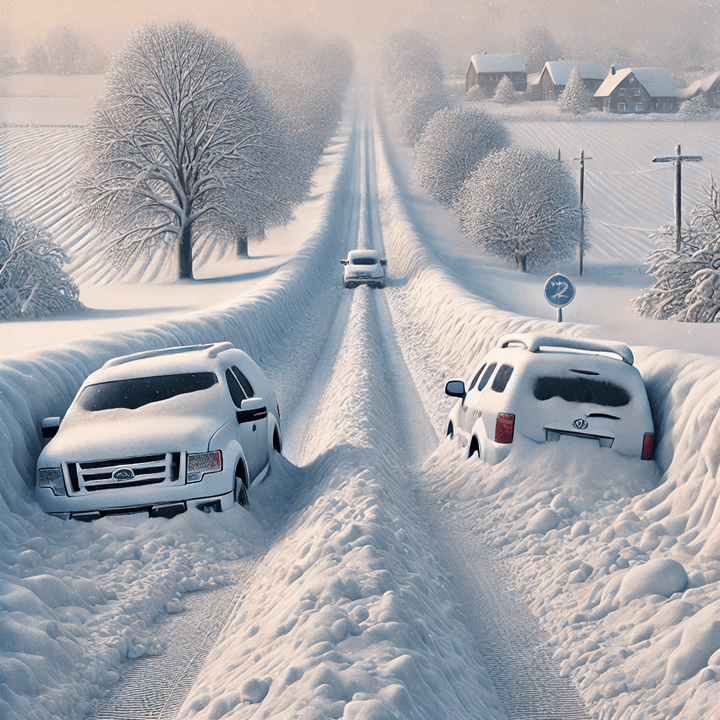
[493,75,519,105]
[251,28,353,255]
[454,147,582,272]
[465,84,488,101]
[413,106,510,209]
[0,207,82,319]
[45,26,84,74]
[74,22,290,280]
[633,178,720,321]
[0,27,17,74]
[380,30,449,147]
[24,41,49,73]
[521,25,562,74]
[557,67,594,114]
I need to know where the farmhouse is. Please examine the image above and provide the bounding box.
[466,53,527,94]
[538,60,605,101]
[594,67,677,113]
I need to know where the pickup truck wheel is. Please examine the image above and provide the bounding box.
[235,462,249,506]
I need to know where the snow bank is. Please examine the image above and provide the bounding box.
[0,117,358,719]
[177,287,504,720]
[373,102,720,717]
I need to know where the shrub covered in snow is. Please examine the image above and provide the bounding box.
[413,106,510,209]
[454,146,582,272]
[678,92,712,117]
[465,84,488,101]
[493,75,519,105]
[634,178,720,321]
[380,30,449,146]
[0,207,82,319]
[74,21,290,280]
[557,67,594,115]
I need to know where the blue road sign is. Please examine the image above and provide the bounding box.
[544,273,575,308]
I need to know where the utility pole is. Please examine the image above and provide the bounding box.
[652,144,703,252]
[574,150,592,276]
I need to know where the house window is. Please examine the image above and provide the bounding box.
[634,89,641,96]
[617,101,627,111]
[634,102,644,111]
[619,88,627,96]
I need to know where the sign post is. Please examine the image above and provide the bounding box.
[544,273,576,322]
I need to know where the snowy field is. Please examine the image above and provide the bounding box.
[2,80,720,720]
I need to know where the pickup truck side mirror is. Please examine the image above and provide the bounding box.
[236,397,268,424]
[340,260,348,265]
[445,380,466,399]
[41,417,61,439]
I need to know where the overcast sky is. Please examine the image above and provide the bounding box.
[2,0,718,71]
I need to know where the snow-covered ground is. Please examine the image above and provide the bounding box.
[2,80,720,720]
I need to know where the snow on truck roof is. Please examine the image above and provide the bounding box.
[498,333,635,365]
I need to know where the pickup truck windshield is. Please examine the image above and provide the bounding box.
[78,372,218,411]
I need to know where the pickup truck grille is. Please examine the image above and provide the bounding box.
[66,453,181,493]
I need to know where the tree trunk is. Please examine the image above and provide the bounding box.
[177,221,194,280]
[236,228,249,258]
[516,254,527,272]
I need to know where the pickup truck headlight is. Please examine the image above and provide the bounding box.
[38,467,67,496]
[186,451,222,484]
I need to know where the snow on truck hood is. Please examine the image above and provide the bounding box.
[40,397,230,464]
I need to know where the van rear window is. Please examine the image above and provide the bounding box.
[533,376,630,407]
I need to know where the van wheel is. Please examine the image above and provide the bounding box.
[468,436,480,459]
[235,462,249,506]
[273,428,282,454]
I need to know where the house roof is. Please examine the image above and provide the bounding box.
[700,70,720,92]
[595,67,677,98]
[678,71,720,100]
[526,72,541,89]
[542,60,605,86]
[469,53,526,74]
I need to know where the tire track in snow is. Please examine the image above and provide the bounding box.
[371,103,593,720]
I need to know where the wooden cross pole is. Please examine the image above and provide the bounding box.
[652,144,703,252]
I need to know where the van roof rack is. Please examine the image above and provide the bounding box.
[102,342,235,369]
[499,333,634,365]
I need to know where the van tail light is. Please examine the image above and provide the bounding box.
[495,413,515,444]
[641,433,654,460]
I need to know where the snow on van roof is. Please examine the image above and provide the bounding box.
[499,333,635,364]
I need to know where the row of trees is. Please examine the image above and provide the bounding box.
[383,31,582,273]
[73,22,352,280]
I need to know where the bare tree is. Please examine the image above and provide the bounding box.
[454,147,582,272]
[0,207,82,319]
[414,106,510,208]
[521,25,562,74]
[24,41,49,73]
[74,22,290,280]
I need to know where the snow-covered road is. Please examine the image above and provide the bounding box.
[3,88,720,720]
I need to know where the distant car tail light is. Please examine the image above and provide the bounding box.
[187,451,223,483]
[495,413,515,444]
[641,433,654,460]
[38,467,67,496]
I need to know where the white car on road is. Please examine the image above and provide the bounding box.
[341,249,387,288]
[36,342,282,520]
[445,333,655,465]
